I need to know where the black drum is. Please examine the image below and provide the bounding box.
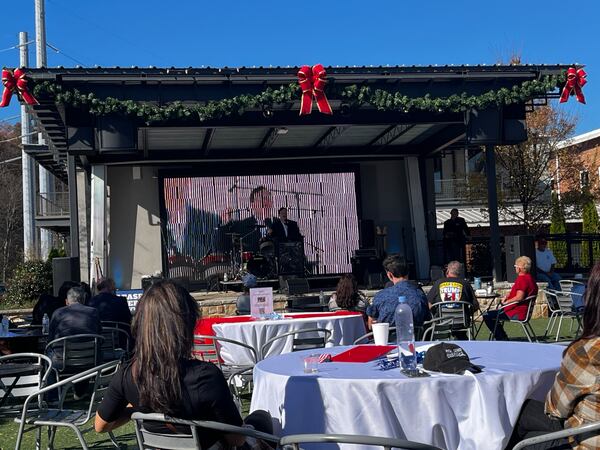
[246,255,272,279]
[259,240,275,257]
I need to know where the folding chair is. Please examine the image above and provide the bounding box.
[430,300,475,340]
[280,433,443,449]
[490,295,538,342]
[14,360,121,450]
[558,279,585,294]
[100,326,131,362]
[513,420,600,450]
[45,334,104,380]
[421,318,454,341]
[260,327,333,360]
[0,353,52,418]
[132,412,281,450]
[543,290,583,342]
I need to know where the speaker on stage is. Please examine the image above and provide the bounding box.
[505,235,537,282]
[359,219,375,248]
[277,241,305,276]
[351,253,383,287]
[284,277,310,295]
[52,257,80,297]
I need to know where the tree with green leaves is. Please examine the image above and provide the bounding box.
[549,193,568,268]
[581,192,600,267]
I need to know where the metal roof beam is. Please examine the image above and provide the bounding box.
[314,126,348,149]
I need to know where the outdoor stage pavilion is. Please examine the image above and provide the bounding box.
[21,64,570,290]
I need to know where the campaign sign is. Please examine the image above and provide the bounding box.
[250,287,274,318]
[116,289,144,312]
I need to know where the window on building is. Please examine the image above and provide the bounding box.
[580,170,589,189]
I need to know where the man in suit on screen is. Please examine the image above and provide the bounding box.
[269,207,302,242]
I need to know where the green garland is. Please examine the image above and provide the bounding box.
[32,75,559,124]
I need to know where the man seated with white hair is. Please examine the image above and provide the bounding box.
[49,286,102,342]
[483,256,538,341]
[47,286,102,399]
[427,261,479,340]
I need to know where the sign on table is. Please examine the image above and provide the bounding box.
[250,287,274,318]
[116,289,144,312]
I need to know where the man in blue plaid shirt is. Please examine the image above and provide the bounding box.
[366,255,430,330]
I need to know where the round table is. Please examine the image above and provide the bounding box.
[250,341,563,450]
[211,312,367,365]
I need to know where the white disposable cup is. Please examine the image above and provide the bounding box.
[372,322,390,346]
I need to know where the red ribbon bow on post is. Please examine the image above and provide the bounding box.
[0,68,39,108]
[297,64,333,115]
[559,67,587,104]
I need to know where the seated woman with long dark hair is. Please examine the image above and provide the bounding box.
[95,280,274,448]
[328,274,368,313]
[508,262,600,449]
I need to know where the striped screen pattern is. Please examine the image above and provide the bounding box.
[163,172,360,278]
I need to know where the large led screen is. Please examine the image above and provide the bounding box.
[163,172,360,280]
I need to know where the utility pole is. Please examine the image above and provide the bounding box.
[19,32,37,260]
[35,0,52,258]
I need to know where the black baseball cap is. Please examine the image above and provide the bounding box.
[423,343,482,374]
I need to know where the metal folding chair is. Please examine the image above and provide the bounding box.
[45,334,105,379]
[513,420,600,450]
[0,353,52,418]
[421,318,454,341]
[100,326,131,362]
[280,433,443,449]
[14,360,121,450]
[132,412,281,450]
[260,327,333,360]
[430,300,476,340]
[543,290,583,342]
[489,295,538,342]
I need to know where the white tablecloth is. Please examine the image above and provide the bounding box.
[250,341,563,450]
[213,313,366,365]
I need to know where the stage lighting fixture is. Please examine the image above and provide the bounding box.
[340,103,351,116]
[276,127,289,135]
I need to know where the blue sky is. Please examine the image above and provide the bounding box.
[2,0,598,134]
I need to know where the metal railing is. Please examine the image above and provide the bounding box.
[36,192,69,217]
[434,177,549,205]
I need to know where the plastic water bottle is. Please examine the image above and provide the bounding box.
[223,272,228,282]
[1,315,9,336]
[395,296,417,373]
[319,290,325,305]
[42,313,50,335]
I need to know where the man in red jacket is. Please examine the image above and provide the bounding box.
[483,256,538,341]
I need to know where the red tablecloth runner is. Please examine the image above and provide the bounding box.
[331,344,396,363]
[194,310,361,337]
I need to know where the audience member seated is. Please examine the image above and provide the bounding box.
[427,261,479,339]
[47,286,102,398]
[507,261,600,450]
[49,286,103,342]
[483,256,538,341]
[366,255,430,330]
[88,278,132,325]
[536,236,562,291]
[328,274,368,314]
[31,280,79,325]
[236,273,257,315]
[94,280,276,449]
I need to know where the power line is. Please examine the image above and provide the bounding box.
[47,42,87,67]
[0,131,38,144]
[0,115,21,123]
[0,156,22,164]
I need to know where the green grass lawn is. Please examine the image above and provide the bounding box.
[0,317,575,449]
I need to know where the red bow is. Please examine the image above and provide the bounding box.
[297,64,333,115]
[0,68,39,108]
[559,67,587,104]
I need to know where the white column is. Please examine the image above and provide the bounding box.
[405,157,431,280]
[90,165,106,286]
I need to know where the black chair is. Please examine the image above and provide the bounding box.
[260,328,332,359]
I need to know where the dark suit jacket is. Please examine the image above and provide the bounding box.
[88,292,132,325]
[48,303,102,342]
[32,294,65,325]
[270,218,302,242]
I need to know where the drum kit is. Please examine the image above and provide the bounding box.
[225,230,276,281]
